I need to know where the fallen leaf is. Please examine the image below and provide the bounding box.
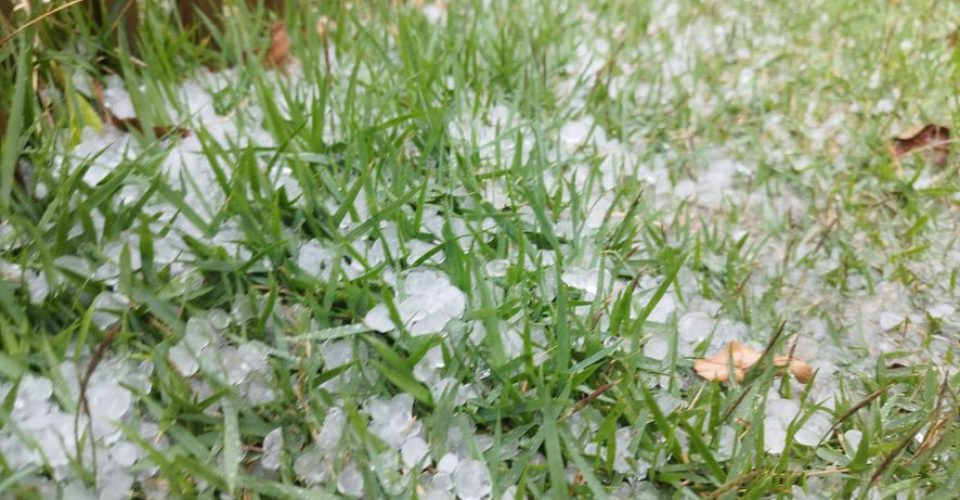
[693,341,761,382]
[775,355,813,383]
[890,124,951,167]
[264,21,291,69]
[694,341,813,383]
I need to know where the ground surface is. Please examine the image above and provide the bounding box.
[2,0,960,498]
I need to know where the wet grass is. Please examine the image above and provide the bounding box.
[2,0,960,498]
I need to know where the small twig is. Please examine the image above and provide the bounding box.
[910,413,951,460]
[590,292,616,330]
[816,385,891,448]
[703,470,764,499]
[589,36,626,97]
[730,269,755,298]
[719,382,755,425]
[757,321,788,366]
[813,214,841,255]
[803,466,849,477]
[561,379,621,420]
[686,383,706,409]
[869,419,925,486]
[906,373,953,461]
[868,372,951,488]
[74,322,121,474]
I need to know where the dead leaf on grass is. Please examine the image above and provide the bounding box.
[264,21,292,69]
[694,341,813,383]
[890,124,950,167]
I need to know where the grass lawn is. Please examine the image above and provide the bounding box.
[2,0,960,498]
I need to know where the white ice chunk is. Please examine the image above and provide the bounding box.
[16,374,53,406]
[364,269,467,335]
[654,392,683,415]
[363,304,394,333]
[646,293,676,323]
[677,311,714,345]
[97,469,133,500]
[423,488,455,500]
[293,447,329,485]
[844,429,863,453]
[436,453,458,474]
[612,427,638,474]
[795,411,832,446]
[453,459,492,500]
[337,461,364,498]
[88,381,132,425]
[322,340,355,369]
[168,344,198,377]
[298,239,336,279]
[560,120,591,149]
[91,292,130,330]
[928,303,956,319]
[764,424,787,454]
[485,259,509,278]
[716,425,736,460]
[317,407,346,452]
[414,345,445,384]
[643,335,670,361]
[878,312,904,331]
[766,398,800,426]
[366,394,419,449]
[261,427,283,470]
[561,267,609,298]
[401,436,430,471]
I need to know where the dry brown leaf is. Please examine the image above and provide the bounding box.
[693,341,761,382]
[774,355,813,383]
[264,21,291,69]
[694,341,813,383]
[890,124,951,167]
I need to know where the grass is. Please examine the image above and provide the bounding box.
[2,0,960,498]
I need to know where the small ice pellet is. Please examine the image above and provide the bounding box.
[878,312,903,331]
[844,430,863,453]
[110,441,140,467]
[764,424,787,454]
[436,453,459,474]
[401,436,430,470]
[794,411,832,447]
[261,428,283,470]
[453,459,492,500]
[336,461,364,498]
[643,336,670,361]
